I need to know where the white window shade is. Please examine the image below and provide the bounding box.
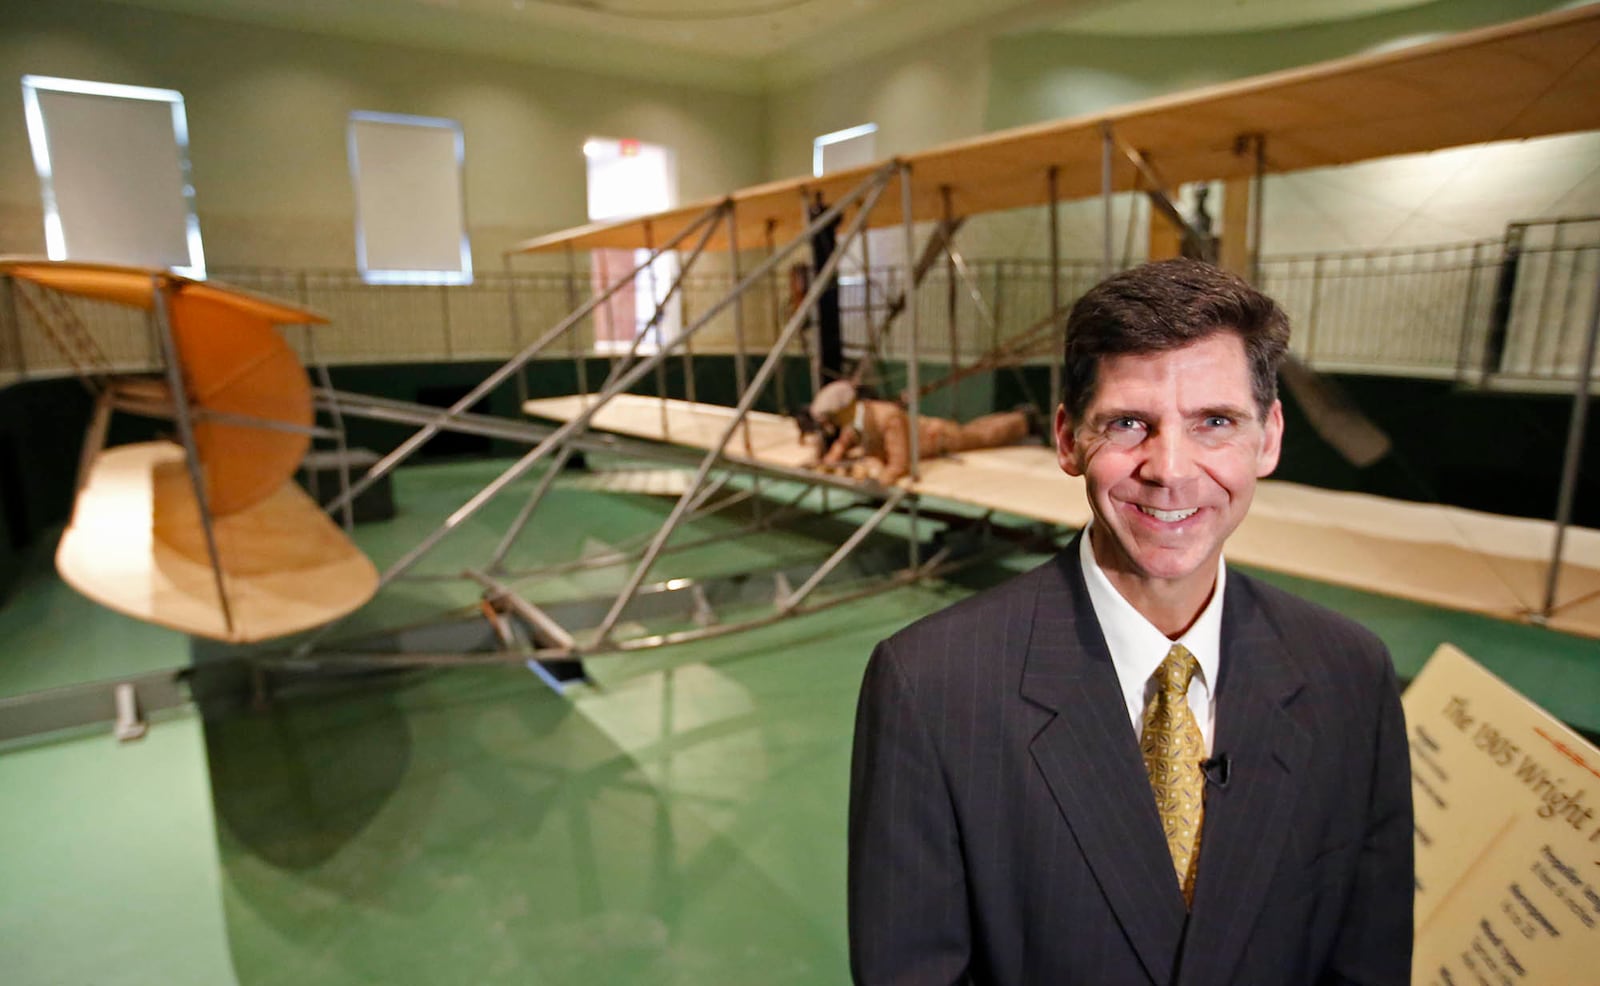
[813,123,878,178]
[348,112,471,285]
[21,75,204,276]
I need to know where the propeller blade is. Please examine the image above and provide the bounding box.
[1280,356,1391,467]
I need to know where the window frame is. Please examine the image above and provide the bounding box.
[347,110,473,286]
[20,73,206,277]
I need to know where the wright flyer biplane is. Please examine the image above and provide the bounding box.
[6,4,1600,667]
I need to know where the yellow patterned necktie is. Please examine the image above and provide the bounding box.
[1141,643,1206,906]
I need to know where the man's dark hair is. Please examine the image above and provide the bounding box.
[1060,258,1289,420]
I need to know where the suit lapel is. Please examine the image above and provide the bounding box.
[1020,542,1188,986]
[1178,574,1311,986]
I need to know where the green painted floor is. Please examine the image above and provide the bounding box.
[1,456,1596,984]
[0,710,237,985]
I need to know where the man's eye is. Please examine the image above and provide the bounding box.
[1202,415,1233,429]
[1101,418,1144,447]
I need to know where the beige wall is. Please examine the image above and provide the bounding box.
[0,0,766,271]
[2,0,1594,275]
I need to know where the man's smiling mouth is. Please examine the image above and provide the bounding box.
[1136,505,1198,522]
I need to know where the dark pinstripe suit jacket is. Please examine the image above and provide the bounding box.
[848,539,1413,985]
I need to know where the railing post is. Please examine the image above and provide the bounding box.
[1304,256,1324,364]
[901,160,922,568]
[299,269,355,532]
[564,244,588,399]
[1100,123,1114,279]
[507,254,529,406]
[860,202,873,377]
[727,209,754,459]
[1551,235,1589,379]
[800,189,823,400]
[1531,221,1565,376]
[1455,241,1487,384]
[942,185,960,420]
[1485,224,1526,381]
[1048,166,1061,414]
[643,220,671,436]
[991,259,1005,358]
[681,259,697,408]
[1541,266,1600,620]
[440,282,452,360]
[1251,134,1267,286]
[1,275,25,380]
[765,220,787,413]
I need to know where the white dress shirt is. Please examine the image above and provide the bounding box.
[1077,525,1224,753]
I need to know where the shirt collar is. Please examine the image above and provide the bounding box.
[1077,524,1225,710]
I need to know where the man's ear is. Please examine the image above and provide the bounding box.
[1054,405,1083,477]
[1256,399,1284,477]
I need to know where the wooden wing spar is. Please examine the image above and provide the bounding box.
[0,259,378,643]
[511,3,1600,255]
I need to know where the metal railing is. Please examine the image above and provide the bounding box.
[4,222,1597,393]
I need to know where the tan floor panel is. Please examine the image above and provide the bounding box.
[525,395,1600,638]
[524,394,817,470]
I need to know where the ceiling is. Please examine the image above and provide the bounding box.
[97,0,1441,91]
[1056,0,1433,36]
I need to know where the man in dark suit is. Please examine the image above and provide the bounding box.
[848,259,1413,985]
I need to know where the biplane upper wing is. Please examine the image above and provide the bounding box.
[511,4,1600,255]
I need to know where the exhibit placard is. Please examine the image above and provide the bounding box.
[1405,643,1600,985]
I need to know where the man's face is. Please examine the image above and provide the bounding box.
[1055,331,1282,606]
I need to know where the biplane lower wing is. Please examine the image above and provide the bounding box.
[525,395,1600,639]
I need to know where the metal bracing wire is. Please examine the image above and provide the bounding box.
[854,217,957,394]
[779,487,906,613]
[150,277,235,637]
[592,164,897,643]
[296,274,358,534]
[487,444,575,573]
[591,204,726,401]
[291,166,895,658]
[322,198,731,517]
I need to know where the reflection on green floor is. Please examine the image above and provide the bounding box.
[207,587,949,986]
[0,456,1596,984]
